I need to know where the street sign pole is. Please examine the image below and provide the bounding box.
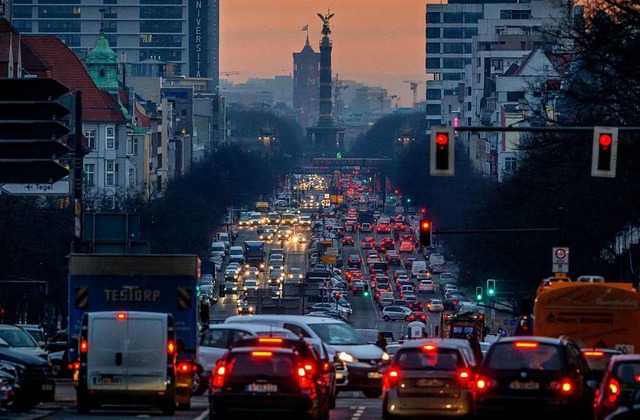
[73,91,84,250]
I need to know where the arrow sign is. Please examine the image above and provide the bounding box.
[0,160,69,184]
[0,140,70,159]
[0,78,70,101]
[0,179,71,196]
[0,101,70,121]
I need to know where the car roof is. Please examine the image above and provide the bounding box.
[492,336,563,346]
[398,338,470,351]
[610,354,640,362]
[225,314,347,325]
[205,323,292,334]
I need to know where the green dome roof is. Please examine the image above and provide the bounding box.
[86,31,117,64]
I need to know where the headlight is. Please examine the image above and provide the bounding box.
[381,352,390,361]
[338,352,356,363]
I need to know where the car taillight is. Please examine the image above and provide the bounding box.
[606,378,620,403]
[212,364,226,388]
[514,341,539,349]
[383,368,400,390]
[177,362,191,373]
[550,378,573,394]
[80,339,88,353]
[474,377,497,392]
[258,337,283,344]
[167,340,175,354]
[298,367,315,394]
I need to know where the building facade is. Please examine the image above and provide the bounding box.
[7,0,219,90]
[293,35,320,129]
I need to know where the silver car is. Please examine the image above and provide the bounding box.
[381,305,413,321]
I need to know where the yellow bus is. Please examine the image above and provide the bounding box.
[533,277,640,353]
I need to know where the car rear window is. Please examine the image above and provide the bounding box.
[613,362,640,385]
[487,342,562,372]
[395,347,462,370]
[228,352,296,378]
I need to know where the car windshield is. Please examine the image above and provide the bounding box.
[395,348,462,370]
[613,362,640,385]
[0,329,38,348]
[309,323,367,345]
[487,343,562,372]
[228,352,295,378]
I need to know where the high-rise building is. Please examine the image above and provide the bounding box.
[7,0,219,90]
[293,32,320,129]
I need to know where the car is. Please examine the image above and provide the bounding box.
[473,336,596,418]
[403,258,416,269]
[439,271,457,285]
[288,267,304,282]
[399,241,414,253]
[0,324,50,362]
[347,254,362,269]
[360,222,372,232]
[352,280,366,295]
[381,306,413,321]
[243,278,259,292]
[406,311,427,323]
[382,339,475,418]
[419,279,436,293]
[342,236,355,246]
[405,295,423,311]
[386,251,401,265]
[208,345,322,418]
[594,354,640,419]
[361,237,375,249]
[427,298,444,312]
[309,303,351,318]
[581,348,623,387]
[381,237,395,249]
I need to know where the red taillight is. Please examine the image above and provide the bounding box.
[514,341,539,349]
[550,378,573,394]
[116,312,127,320]
[212,365,226,388]
[258,337,283,344]
[167,340,175,354]
[80,339,88,353]
[382,368,400,390]
[422,345,436,352]
[251,351,273,358]
[606,378,620,403]
[177,362,191,373]
[298,366,315,394]
[474,377,497,392]
[583,351,604,357]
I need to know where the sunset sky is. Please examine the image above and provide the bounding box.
[220,0,430,103]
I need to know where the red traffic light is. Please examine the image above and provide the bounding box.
[421,221,430,229]
[420,207,426,215]
[435,133,449,146]
[599,133,612,149]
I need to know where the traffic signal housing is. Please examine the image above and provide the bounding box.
[430,126,455,176]
[363,283,370,297]
[486,279,496,297]
[591,126,619,178]
[475,287,483,302]
[419,219,432,247]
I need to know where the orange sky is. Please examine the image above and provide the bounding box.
[220,0,430,102]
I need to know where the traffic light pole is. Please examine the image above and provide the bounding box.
[454,126,640,133]
[73,91,83,253]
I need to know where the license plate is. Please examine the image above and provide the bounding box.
[98,376,121,385]
[368,372,383,379]
[416,378,444,387]
[42,384,53,391]
[509,381,539,390]
[247,383,277,393]
[336,372,344,380]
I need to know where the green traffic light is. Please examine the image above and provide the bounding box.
[476,294,482,301]
[488,289,495,296]
[363,291,369,297]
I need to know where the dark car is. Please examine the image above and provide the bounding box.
[473,336,596,418]
[594,354,640,420]
[0,343,55,411]
[403,258,416,269]
[386,251,401,266]
[347,254,362,269]
[382,339,475,418]
[209,346,321,418]
[342,236,355,247]
[581,348,623,387]
[231,336,336,419]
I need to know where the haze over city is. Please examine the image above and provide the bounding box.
[220,0,430,103]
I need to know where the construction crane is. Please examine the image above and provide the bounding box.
[220,71,240,78]
[403,80,426,108]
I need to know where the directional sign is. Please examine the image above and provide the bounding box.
[0,179,71,196]
[552,247,569,264]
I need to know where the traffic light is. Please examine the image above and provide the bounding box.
[0,78,71,184]
[430,126,455,176]
[363,283,370,297]
[486,279,496,297]
[591,126,619,178]
[475,287,483,301]
[419,219,432,247]
[420,207,426,216]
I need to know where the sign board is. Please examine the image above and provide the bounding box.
[409,325,424,339]
[553,263,569,273]
[322,254,337,265]
[552,247,569,264]
[0,179,70,196]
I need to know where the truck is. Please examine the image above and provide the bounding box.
[440,312,485,342]
[358,210,374,226]
[428,253,446,274]
[68,254,203,405]
[244,240,265,271]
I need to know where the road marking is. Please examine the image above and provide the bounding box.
[193,408,209,420]
[351,406,365,420]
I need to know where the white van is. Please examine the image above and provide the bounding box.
[76,311,176,415]
[411,260,427,278]
[210,241,227,257]
[228,246,245,264]
[458,301,485,315]
[225,314,386,397]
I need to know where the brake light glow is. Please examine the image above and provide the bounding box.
[383,368,400,391]
[583,351,604,357]
[423,345,436,351]
[167,340,175,354]
[177,362,191,373]
[474,377,497,392]
[304,363,315,372]
[551,378,573,394]
[258,337,283,344]
[607,378,620,403]
[459,370,470,379]
[116,312,127,320]
[80,339,88,353]
[251,351,273,358]
[212,365,226,388]
[514,342,539,348]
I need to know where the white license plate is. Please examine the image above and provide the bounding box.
[509,381,539,390]
[247,383,277,393]
[336,372,345,380]
[98,376,121,385]
[368,372,383,379]
[42,384,53,391]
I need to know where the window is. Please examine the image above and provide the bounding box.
[84,129,96,150]
[200,329,229,348]
[443,13,463,24]
[464,28,478,38]
[467,102,472,111]
[426,43,440,54]
[443,73,462,81]
[426,58,441,70]
[443,43,464,54]
[500,9,532,20]
[507,91,525,102]
[127,137,138,155]
[465,12,482,24]
[426,104,442,115]
[84,164,95,187]
[443,28,463,38]
[443,58,464,69]
[127,168,136,186]
[426,27,440,38]
[106,126,115,149]
[504,157,517,171]
[426,89,441,100]
[106,160,116,186]
[426,12,440,24]
[284,323,311,338]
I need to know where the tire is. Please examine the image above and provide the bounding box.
[193,373,208,396]
[383,315,390,321]
[160,400,176,416]
[76,395,90,415]
[363,388,382,398]
[329,394,336,409]
[177,402,191,410]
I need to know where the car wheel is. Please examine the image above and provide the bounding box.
[76,395,91,415]
[383,315,390,321]
[193,373,208,396]
[177,402,191,410]
[160,399,176,416]
[363,388,382,398]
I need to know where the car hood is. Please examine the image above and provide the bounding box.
[0,346,49,366]
[325,344,384,360]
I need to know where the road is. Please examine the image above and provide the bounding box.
[38,210,458,419]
